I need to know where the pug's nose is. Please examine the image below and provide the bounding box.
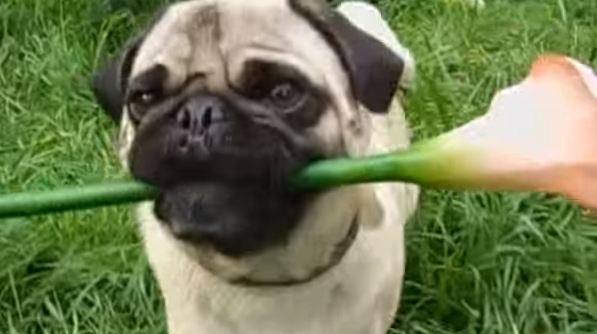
[177,96,226,134]
[175,95,227,152]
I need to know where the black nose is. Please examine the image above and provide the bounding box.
[177,95,225,133]
[175,95,226,152]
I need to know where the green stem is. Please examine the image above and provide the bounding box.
[292,137,477,189]
[0,181,158,219]
[0,137,476,219]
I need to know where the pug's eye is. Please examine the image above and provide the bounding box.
[268,81,304,109]
[139,92,156,104]
[130,90,159,106]
[127,90,162,125]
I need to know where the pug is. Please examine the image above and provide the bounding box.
[91,1,419,333]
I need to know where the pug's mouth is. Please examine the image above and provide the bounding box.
[152,179,310,257]
[124,92,325,256]
[130,130,319,256]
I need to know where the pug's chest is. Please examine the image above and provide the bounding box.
[165,275,394,334]
[159,233,406,334]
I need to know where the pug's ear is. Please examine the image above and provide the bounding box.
[91,38,143,122]
[290,0,407,113]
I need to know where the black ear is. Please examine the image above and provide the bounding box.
[289,0,405,113]
[91,38,143,122]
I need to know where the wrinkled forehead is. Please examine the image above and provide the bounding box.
[131,0,347,92]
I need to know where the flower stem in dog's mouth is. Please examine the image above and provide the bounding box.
[0,54,596,219]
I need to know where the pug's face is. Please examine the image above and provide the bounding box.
[92,0,406,258]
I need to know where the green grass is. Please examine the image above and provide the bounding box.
[1,0,597,333]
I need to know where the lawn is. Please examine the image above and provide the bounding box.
[1,0,597,333]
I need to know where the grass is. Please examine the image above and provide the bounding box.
[1,0,597,333]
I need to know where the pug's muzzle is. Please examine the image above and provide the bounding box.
[127,89,321,256]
